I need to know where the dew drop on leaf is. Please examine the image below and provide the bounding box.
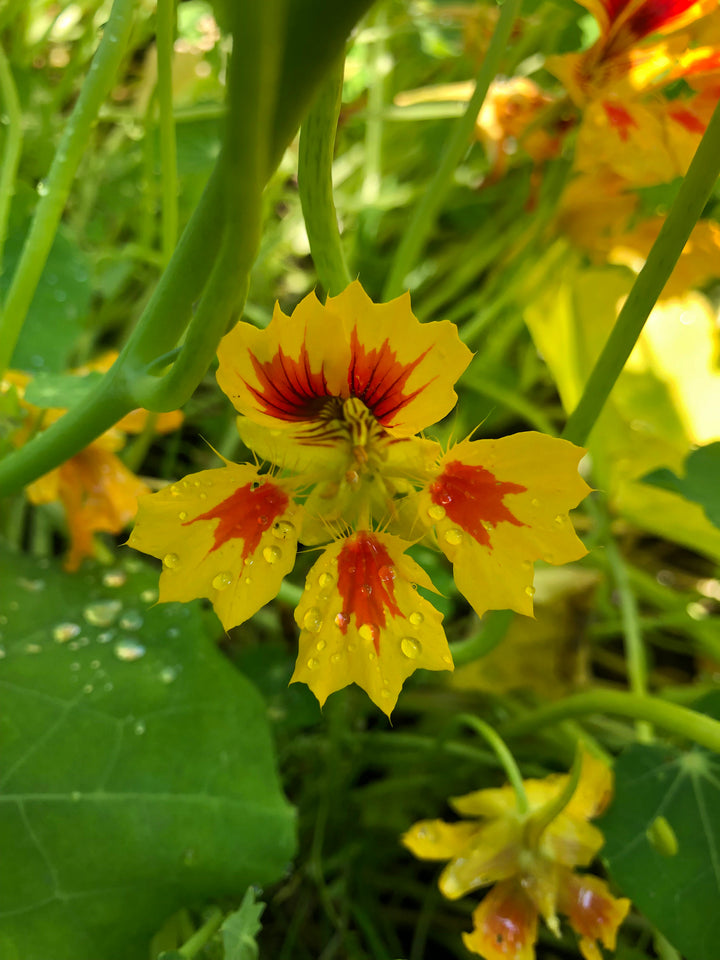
[83,600,122,628]
[114,639,146,662]
[53,622,81,643]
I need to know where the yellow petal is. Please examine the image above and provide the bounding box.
[402,819,481,861]
[439,818,523,899]
[462,880,539,960]
[559,871,631,956]
[129,465,301,631]
[290,530,452,716]
[419,433,590,618]
[540,813,606,868]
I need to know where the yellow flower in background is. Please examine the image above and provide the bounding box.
[3,362,182,571]
[403,753,630,960]
[130,281,590,714]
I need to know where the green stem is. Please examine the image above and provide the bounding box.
[562,97,720,447]
[500,690,720,753]
[382,0,522,299]
[178,907,223,959]
[458,714,529,814]
[298,54,351,295]
[0,40,22,283]
[0,0,136,376]
[156,0,179,264]
[362,6,387,207]
[450,609,514,667]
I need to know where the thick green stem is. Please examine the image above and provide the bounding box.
[450,609,514,667]
[0,0,136,375]
[382,0,522,299]
[0,40,22,282]
[178,907,223,959]
[458,714,529,814]
[562,97,720,447]
[500,690,720,754]
[156,0,179,264]
[298,55,351,296]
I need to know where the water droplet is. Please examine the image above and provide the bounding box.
[178,511,188,521]
[133,720,146,735]
[359,623,379,645]
[70,662,81,671]
[114,639,146,661]
[18,577,45,591]
[97,630,114,644]
[53,622,81,643]
[104,681,113,692]
[0,646,6,658]
[37,180,49,196]
[169,484,180,496]
[83,600,122,627]
[444,528,463,545]
[378,565,395,583]
[119,610,143,631]
[54,288,67,303]
[347,641,357,652]
[335,611,350,630]
[83,683,93,694]
[330,653,341,664]
[318,572,335,588]
[315,639,327,652]
[428,504,446,521]
[26,643,41,654]
[525,586,536,597]
[212,571,233,591]
[360,583,373,596]
[102,570,126,588]
[553,514,566,527]
[163,553,180,569]
[531,498,539,507]
[380,689,391,699]
[140,588,158,604]
[263,545,282,564]
[160,665,178,684]
[90,659,101,670]
[199,492,207,500]
[306,657,319,670]
[303,608,323,633]
[401,637,422,659]
[68,641,80,651]
[409,611,424,626]
[272,520,295,540]
[167,627,180,638]
[442,655,453,665]
[368,650,377,661]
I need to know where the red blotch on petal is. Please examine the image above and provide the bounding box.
[602,102,638,142]
[185,480,288,560]
[669,108,706,134]
[430,461,526,547]
[348,327,433,424]
[336,532,403,651]
[466,881,538,960]
[246,343,332,421]
[560,873,629,947]
[627,0,706,40]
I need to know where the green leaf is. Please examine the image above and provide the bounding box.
[23,372,104,410]
[221,888,265,960]
[601,692,720,960]
[643,443,720,529]
[0,545,296,960]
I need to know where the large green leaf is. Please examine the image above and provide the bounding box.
[643,443,720,529]
[601,693,720,960]
[0,545,296,960]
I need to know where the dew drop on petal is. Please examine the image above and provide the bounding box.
[368,650,377,661]
[360,583,373,596]
[306,657,319,670]
[318,572,334,588]
[359,623,379,645]
[330,653,341,664]
[272,520,295,541]
[263,545,282,564]
[212,571,233,591]
[303,607,323,633]
[83,600,123,627]
[380,688,391,699]
[163,553,180,570]
[531,498,539,507]
[169,484,181,496]
[525,586,536,598]
[401,637,422,659]
[378,565,395,584]
[114,639,146,661]
[53,622,81,643]
[178,511,188,521]
[335,611,350,630]
[409,611,424,626]
[102,570,127,588]
[444,528,463,545]
[428,504,446,521]
[199,492,207,500]
[554,514,566,526]
[120,610,143,631]
[315,639,327,652]
[442,655,453,665]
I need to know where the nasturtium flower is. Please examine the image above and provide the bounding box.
[130,281,590,714]
[403,753,630,960]
[2,365,182,571]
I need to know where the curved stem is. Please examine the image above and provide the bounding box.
[500,690,720,754]
[156,0,179,264]
[0,0,136,375]
[562,97,720,447]
[298,54,351,296]
[382,0,522,299]
[450,609,514,667]
[0,40,22,282]
[458,714,529,814]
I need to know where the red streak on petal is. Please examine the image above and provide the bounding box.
[561,875,624,942]
[336,532,403,651]
[348,327,434,425]
[602,102,638,142]
[184,481,288,560]
[669,108,706,134]
[627,0,705,40]
[475,883,537,956]
[246,342,331,421]
[430,461,526,547]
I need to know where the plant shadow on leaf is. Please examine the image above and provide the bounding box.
[0,542,295,960]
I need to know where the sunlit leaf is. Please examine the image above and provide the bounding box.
[221,888,265,960]
[643,443,720,529]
